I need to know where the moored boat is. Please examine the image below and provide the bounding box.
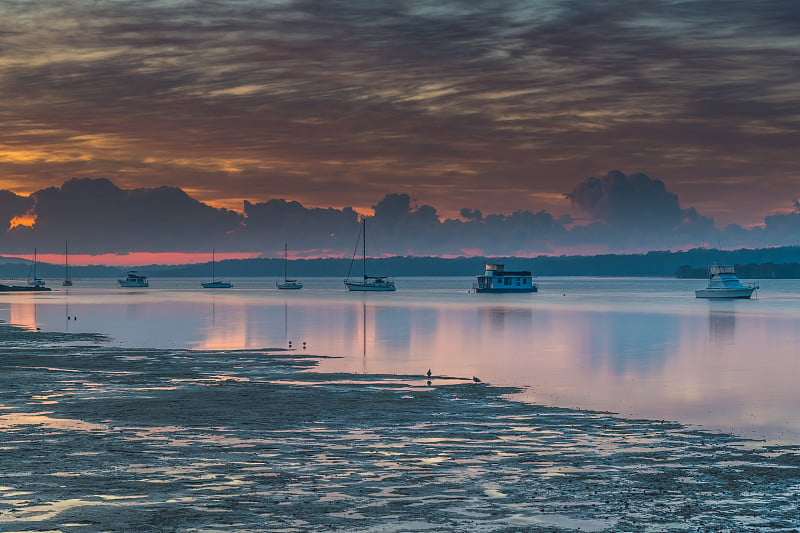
[118,270,149,288]
[344,218,395,292]
[27,248,46,287]
[201,249,232,289]
[695,265,757,299]
[62,241,73,287]
[0,283,51,292]
[473,264,537,293]
[276,243,302,289]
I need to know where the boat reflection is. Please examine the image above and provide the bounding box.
[708,306,736,345]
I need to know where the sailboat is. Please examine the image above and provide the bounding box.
[276,243,303,289]
[27,248,46,287]
[201,249,233,288]
[344,218,396,291]
[62,241,73,286]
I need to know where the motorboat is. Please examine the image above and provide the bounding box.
[276,243,302,289]
[695,265,757,299]
[201,249,232,288]
[118,270,149,288]
[473,264,537,293]
[344,218,395,292]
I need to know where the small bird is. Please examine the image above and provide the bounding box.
[426,380,431,386]
[426,369,432,377]
[472,376,481,383]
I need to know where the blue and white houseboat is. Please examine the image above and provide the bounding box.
[473,264,537,293]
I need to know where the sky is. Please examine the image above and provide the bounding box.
[1,1,799,262]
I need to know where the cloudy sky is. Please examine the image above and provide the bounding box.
[1,1,799,261]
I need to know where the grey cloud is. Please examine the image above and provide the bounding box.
[0,1,799,227]
[2,174,800,257]
[5,178,242,254]
[566,170,683,231]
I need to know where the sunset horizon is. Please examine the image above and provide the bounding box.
[2,2,798,530]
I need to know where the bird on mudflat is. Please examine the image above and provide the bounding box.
[472,376,481,383]
[426,369,432,377]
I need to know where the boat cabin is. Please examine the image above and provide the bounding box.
[474,264,537,293]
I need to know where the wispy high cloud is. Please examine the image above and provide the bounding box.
[0,1,798,226]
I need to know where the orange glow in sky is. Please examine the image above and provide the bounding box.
[8,214,36,230]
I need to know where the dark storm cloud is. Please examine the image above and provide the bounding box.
[239,198,360,255]
[0,190,33,228]
[5,173,788,257]
[1,0,799,232]
[4,178,242,254]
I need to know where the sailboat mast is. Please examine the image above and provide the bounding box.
[211,249,215,281]
[65,241,69,281]
[33,248,37,279]
[362,218,367,281]
[284,243,288,282]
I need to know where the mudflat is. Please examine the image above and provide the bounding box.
[0,322,797,532]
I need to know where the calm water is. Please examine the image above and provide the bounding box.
[2,276,799,442]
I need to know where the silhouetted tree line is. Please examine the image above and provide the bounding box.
[676,262,800,279]
[5,245,800,279]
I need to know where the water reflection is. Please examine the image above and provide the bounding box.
[708,306,736,345]
[2,278,800,441]
[9,299,37,331]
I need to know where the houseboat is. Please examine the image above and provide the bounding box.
[473,264,537,293]
[118,271,149,288]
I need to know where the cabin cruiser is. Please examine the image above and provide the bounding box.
[695,265,757,299]
[118,270,149,288]
[473,264,537,293]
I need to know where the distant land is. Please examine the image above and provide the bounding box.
[4,246,800,280]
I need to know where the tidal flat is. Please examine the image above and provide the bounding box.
[0,322,798,532]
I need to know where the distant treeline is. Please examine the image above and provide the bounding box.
[675,262,800,279]
[4,245,800,279]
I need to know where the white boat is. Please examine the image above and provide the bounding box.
[118,270,149,288]
[276,243,302,289]
[62,241,73,287]
[344,218,396,292]
[695,265,757,299]
[473,263,537,293]
[27,248,46,287]
[202,249,232,289]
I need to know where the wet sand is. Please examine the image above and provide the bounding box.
[0,322,798,532]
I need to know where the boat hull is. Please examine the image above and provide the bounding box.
[202,281,232,288]
[344,281,396,292]
[118,281,149,288]
[276,282,303,289]
[695,288,754,299]
[0,284,51,292]
[475,287,538,293]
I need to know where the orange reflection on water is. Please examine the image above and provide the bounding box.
[9,301,37,331]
